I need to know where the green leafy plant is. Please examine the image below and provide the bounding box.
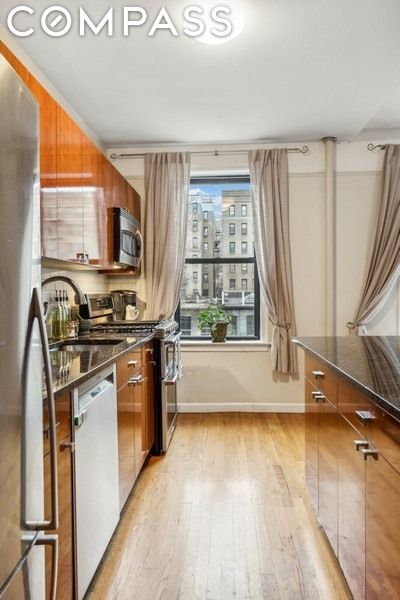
[198,303,232,332]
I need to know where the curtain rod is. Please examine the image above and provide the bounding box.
[367,143,386,152]
[110,145,310,160]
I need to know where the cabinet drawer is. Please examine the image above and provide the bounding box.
[305,354,338,405]
[43,390,72,456]
[338,378,400,475]
[116,348,143,390]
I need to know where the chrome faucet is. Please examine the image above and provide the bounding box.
[41,276,88,305]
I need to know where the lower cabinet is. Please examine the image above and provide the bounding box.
[305,354,400,600]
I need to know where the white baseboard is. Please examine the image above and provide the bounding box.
[177,402,304,413]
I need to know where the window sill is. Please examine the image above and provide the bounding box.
[181,340,271,352]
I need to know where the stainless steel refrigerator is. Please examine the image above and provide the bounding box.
[0,55,58,599]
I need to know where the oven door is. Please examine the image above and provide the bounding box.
[161,367,179,451]
[161,331,181,377]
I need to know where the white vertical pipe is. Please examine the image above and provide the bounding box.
[322,137,337,336]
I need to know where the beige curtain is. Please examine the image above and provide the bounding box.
[144,152,191,320]
[249,149,298,374]
[347,144,400,335]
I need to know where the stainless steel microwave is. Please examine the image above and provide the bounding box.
[113,207,143,268]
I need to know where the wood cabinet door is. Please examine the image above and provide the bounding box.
[56,107,84,262]
[318,396,339,555]
[366,451,400,599]
[305,378,319,512]
[337,415,366,600]
[44,440,75,600]
[133,367,147,476]
[117,382,136,510]
[81,137,104,264]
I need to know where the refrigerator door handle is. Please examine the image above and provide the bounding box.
[36,534,58,600]
[24,287,59,531]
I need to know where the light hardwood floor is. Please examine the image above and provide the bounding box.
[87,413,352,600]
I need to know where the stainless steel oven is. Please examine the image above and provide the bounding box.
[160,331,181,452]
[113,207,143,268]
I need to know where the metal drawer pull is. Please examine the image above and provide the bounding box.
[354,440,369,451]
[361,448,379,461]
[311,391,326,403]
[356,410,376,424]
[145,348,154,355]
[128,360,138,367]
[60,440,75,453]
[129,374,144,386]
[312,370,325,379]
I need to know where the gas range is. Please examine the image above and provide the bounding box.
[90,319,178,339]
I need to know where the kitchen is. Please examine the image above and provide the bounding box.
[0,1,400,599]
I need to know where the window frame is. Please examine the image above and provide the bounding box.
[177,175,260,342]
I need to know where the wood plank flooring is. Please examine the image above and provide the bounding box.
[87,413,352,600]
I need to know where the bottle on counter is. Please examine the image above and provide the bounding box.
[52,292,62,341]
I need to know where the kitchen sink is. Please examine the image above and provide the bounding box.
[50,339,123,352]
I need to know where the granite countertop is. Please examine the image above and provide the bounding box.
[44,332,154,400]
[294,336,400,421]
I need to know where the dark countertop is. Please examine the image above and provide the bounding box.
[294,336,400,421]
[45,332,154,400]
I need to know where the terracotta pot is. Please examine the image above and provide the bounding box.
[211,321,228,343]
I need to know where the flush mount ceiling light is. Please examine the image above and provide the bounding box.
[192,3,245,45]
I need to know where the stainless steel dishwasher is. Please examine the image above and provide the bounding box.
[73,365,120,600]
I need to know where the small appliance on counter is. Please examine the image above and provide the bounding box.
[110,289,140,321]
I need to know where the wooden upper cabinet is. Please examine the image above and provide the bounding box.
[82,135,105,264]
[0,42,29,83]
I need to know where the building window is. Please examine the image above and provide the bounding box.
[192,220,198,231]
[178,176,260,340]
[192,202,198,215]
[193,271,198,281]
[193,237,198,249]
[241,204,247,217]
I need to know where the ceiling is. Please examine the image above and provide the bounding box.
[1,0,400,146]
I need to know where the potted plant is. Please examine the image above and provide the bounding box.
[198,303,232,343]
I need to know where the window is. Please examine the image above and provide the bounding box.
[192,220,198,231]
[193,271,198,281]
[178,176,260,340]
[241,204,247,217]
[193,237,198,249]
[192,202,198,215]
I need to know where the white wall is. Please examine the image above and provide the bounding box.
[108,138,400,412]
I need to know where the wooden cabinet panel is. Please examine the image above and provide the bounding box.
[0,43,29,83]
[305,354,337,405]
[133,368,147,476]
[318,396,339,555]
[305,378,319,512]
[337,416,366,600]
[44,439,74,600]
[116,349,143,390]
[117,382,136,510]
[366,451,400,599]
[43,390,71,456]
[82,136,105,264]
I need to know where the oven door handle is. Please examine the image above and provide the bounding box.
[163,331,181,344]
[164,371,179,385]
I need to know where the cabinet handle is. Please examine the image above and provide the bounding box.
[311,391,326,403]
[145,348,154,355]
[361,447,379,461]
[60,440,75,453]
[353,439,369,451]
[356,410,376,424]
[312,370,325,379]
[129,374,144,386]
[128,360,138,367]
